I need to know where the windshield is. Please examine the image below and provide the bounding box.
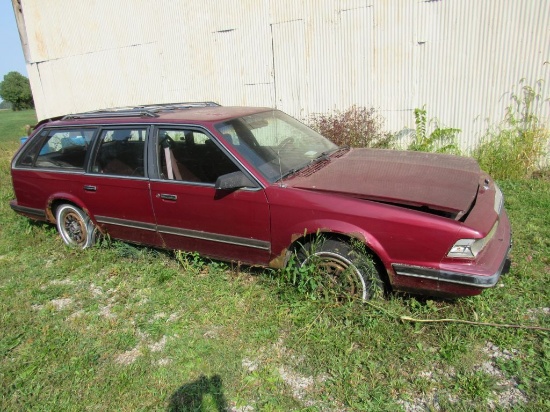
[215,110,338,182]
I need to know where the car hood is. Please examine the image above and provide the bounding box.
[285,148,481,215]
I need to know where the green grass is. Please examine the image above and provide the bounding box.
[0,109,36,143]
[1,109,549,411]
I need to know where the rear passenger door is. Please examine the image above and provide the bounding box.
[149,127,271,265]
[82,126,163,246]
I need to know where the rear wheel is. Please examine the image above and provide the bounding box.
[55,204,96,248]
[296,238,383,301]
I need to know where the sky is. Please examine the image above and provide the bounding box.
[0,1,28,79]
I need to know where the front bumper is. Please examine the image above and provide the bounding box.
[392,210,512,296]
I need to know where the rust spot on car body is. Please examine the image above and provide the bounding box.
[270,230,369,270]
[45,199,55,222]
[347,231,367,244]
[269,248,289,269]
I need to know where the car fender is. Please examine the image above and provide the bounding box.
[45,193,96,226]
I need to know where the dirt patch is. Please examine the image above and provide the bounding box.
[49,279,75,286]
[240,337,334,410]
[89,283,103,297]
[114,333,170,365]
[148,335,167,352]
[50,298,73,310]
[115,347,141,365]
[99,304,116,319]
[397,341,527,411]
[278,365,315,403]
[526,307,550,320]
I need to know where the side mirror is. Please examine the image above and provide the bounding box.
[215,171,257,190]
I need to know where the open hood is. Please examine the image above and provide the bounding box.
[285,148,481,215]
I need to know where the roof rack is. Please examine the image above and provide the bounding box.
[62,108,158,120]
[62,101,221,120]
[135,102,221,111]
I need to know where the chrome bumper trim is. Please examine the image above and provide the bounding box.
[393,254,510,288]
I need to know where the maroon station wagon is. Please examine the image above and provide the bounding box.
[10,102,511,300]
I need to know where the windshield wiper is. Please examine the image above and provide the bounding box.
[313,147,340,163]
[277,164,309,181]
[309,146,349,166]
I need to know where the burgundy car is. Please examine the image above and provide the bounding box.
[10,103,511,299]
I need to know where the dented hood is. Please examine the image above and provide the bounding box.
[285,148,481,214]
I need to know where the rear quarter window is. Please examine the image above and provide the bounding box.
[20,128,96,170]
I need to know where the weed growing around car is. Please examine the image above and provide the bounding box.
[407,106,462,155]
[309,80,549,180]
[309,105,395,149]
[473,80,549,180]
[1,109,549,411]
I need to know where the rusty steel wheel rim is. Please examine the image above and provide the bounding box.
[60,210,87,246]
[303,251,367,300]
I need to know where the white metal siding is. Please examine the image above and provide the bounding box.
[15,0,550,152]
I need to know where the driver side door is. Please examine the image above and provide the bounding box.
[149,127,271,265]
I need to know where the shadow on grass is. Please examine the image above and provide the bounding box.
[168,374,228,412]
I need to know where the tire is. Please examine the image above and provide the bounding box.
[55,204,96,248]
[297,238,383,301]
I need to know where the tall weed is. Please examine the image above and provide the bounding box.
[308,105,394,148]
[473,80,549,179]
[408,106,462,154]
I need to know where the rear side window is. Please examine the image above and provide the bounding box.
[92,128,147,176]
[28,129,95,169]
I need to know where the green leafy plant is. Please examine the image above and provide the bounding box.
[175,250,205,273]
[308,105,395,148]
[278,254,320,298]
[473,79,549,179]
[408,106,461,154]
[278,237,383,302]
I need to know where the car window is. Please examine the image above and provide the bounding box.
[216,110,337,182]
[92,128,147,176]
[157,129,239,183]
[31,129,95,169]
[15,129,49,167]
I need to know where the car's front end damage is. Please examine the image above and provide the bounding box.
[391,208,511,297]
[389,176,512,297]
[281,148,512,298]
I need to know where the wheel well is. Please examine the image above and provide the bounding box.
[289,231,392,292]
[48,199,77,223]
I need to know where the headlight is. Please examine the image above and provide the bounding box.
[448,239,477,258]
[448,221,499,258]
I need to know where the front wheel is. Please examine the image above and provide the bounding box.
[296,238,384,301]
[55,204,96,248]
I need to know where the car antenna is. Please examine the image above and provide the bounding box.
[277,129,284,187]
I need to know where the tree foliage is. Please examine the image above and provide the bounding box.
[0,71,34,111]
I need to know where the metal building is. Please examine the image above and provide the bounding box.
[12,0,550,151]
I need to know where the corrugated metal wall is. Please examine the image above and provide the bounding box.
[15,0,550,151]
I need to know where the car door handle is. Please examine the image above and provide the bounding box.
[83,185,97,192]
[158,193,177,201]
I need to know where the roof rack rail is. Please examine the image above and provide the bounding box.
[61,102,221,120]
[62,108,159,120]
[135,102,221,110]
